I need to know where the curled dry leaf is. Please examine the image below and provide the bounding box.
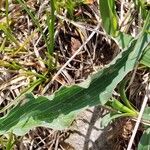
[83,0,95,5]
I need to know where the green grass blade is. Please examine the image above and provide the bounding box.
[133,0,149,20]
[16,0,50,53]
[47,0,55,55]
[0,78,45,114]
[111,98,137,115]
[0,38,6,52]
[0,24,20,47]
[99,0,118,36]
[119,79,138,112]
[6,132,15,150]
[5,0,9,25]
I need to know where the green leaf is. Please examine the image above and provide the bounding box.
[0,13,149,136]
[115,32,150,68]
[119,79,138,112]
[0,93,83,135]
[99,0,118,36]
[115,32,133,49]
[138,128,150,150]
[142,107,150,121]
[111,98,137,115]
[133,0,149,20]
[140,45,150,67]
[101,112,132,128]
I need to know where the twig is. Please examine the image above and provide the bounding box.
[119,0,125,26]
[42,24,100,94]
[55,13,104,35]
[127,82,150,150]
[132,118,150,126]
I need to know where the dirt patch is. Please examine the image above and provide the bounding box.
[66,106,109,150]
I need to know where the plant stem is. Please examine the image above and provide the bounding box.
[119,78,138,113]
[48,0,55,55]
[111,98,138,116]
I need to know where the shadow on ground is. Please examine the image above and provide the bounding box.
[66,106,115,150]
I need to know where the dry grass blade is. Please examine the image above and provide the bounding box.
[55,13,104,35]
[42,23,100,94]
[127,75,150,150]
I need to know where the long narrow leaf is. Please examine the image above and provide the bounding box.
[47,0,55,55]
[101,112,134,128]
[0,13,149,136]
[138,128,150,150]
[0,24,20,47]
[99,0,118,36]
[16,0,50,52]
[140,45,150,68]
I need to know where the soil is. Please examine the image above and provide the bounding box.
[66,106,111,150]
